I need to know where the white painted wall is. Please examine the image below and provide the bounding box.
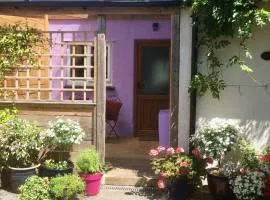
[196,10,270,149]
[178,8,192,151]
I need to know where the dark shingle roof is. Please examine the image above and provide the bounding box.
[0,0,181,7]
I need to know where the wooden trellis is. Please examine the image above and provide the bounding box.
[0,31,100,104]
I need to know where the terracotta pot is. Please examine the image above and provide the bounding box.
[79,173,102,196]
[263,176,270,197]
[207,168,235,200]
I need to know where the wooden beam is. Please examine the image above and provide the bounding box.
[0,6,179,16]
[97,15,106,34]
[94,34,106,163]
[48,14,170,20]
[169,14,181,147]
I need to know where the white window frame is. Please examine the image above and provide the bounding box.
[65,42,112,87]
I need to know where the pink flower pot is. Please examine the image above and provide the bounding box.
[79,173,103,196]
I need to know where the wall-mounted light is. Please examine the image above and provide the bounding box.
[152,22,159,31]
[261,51,270,60]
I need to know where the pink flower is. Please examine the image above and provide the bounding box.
[149,149,159,157]
[205,157,213,164]
[175,147,185,153]
[192,148,201,159]
[166,147,175,155]
[181,161,190,168]
[239,168,245,173]
[160,172,168,178]
[157,145,166,152]
[157,179,166,189]
[179,167,189,176]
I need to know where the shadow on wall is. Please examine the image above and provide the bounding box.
[196,117,270,150]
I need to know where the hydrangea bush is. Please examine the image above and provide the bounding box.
[191,125,238,160]
[39,117,85,162]
[40,117,85,148]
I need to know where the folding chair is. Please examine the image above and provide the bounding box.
[106,95,123,138]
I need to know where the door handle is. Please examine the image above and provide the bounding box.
[137,82,144,90]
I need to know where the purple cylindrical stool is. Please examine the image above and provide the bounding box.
[158,109,169,148]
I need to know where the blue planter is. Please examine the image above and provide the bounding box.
[167,179,189,200]
[9,165,39,193]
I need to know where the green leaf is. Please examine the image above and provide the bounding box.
[240,64,253,73]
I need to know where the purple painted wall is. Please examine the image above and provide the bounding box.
[49,17,171,137]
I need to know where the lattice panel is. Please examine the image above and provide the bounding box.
[0,31,97,103]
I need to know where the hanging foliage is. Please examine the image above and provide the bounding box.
[189,0,270,98]
[0,24,44,80]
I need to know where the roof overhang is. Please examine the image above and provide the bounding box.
[0,0,181,7]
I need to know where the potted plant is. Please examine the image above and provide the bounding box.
[49,174,85,200]
[39,117,85,178]
[0,115,43,193]
[148,146,210,200]
[191,124,239,199]
[18,176,51,200]
[39,159,73,178]
[76,148,111,196]
[257,147,270,198]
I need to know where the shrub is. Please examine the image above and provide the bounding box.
[191,124,238,160]
[0,117,42,167]
[18,176,51,200]
[49,174,84,200]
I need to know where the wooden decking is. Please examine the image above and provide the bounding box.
[105,137,158,186]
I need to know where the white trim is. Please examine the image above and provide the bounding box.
[65,42,112,87]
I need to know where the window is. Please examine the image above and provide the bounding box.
[65,43,111,87]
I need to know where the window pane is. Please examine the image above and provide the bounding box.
[140,46,169,95]
[70,45,85,77]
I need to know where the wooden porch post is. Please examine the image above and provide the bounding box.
[170,13,181,148]
[94,33,106,163]
[170,9,193,152]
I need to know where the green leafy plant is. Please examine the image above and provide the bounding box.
[76,148,102,174]
[191,124,238,160]
[189,0,270,98]
[0,23,44,80]
[0,107,17,125]
[18,176,51,200]
[237,138,259,169]
[43,159,69,170]
[0,116,43,167]
[49,174,85,200]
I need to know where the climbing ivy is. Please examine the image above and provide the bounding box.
[189,0,270,98]
[0,24,44,80]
